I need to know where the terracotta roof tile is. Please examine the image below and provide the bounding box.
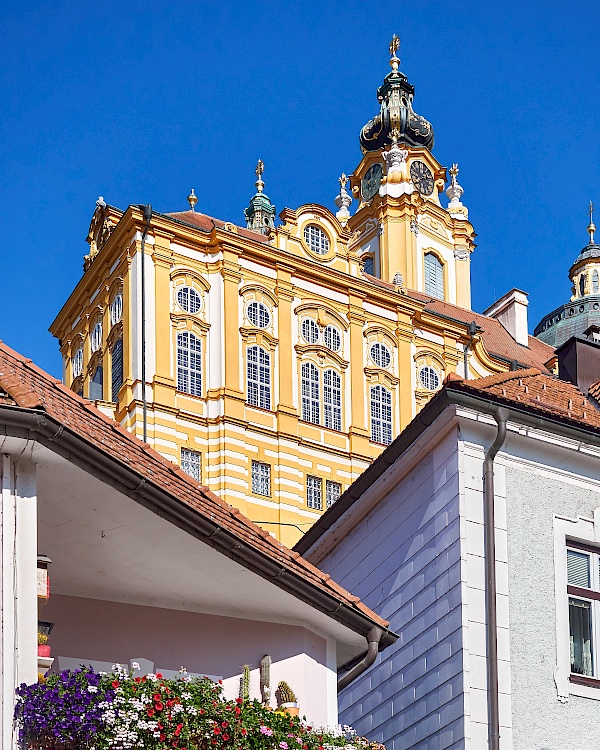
[589,380,600,403]
[167,211,270,244]
[362,273,555,372]
[0,339,389,632]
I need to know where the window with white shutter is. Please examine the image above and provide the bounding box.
[424,253,444,300]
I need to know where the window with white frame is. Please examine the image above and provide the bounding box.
[567,544,600,679]
[251,461,271,496]
[424,252,444,300]
[181,448,201,482]
[324,325,341,352]
[363,255,374,276]
[301,362,320,424]
[304,225,330,255]
[110,293,123,326]
[306,475,323,510]
[370,384,393,445]
[177,286,202,314]
[111,339,123,402]
[301,317,320,344]
[247,301,270,329]
[91,320,103,352]
[323,369,342,431]
[594,270,599,294]
[247,345,271,410]
[370,342,392,368]
[419,365,440,391]
[326,480,342,509]
[72,346,83,378]
[177,331,202,397]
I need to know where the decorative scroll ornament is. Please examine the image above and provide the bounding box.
[410,217,419,235]
[334,172,352,225]
[382,135,409,185]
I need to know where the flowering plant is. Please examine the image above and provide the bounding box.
[15,666,386,750]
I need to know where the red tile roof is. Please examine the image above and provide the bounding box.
[0,339,391,636]
[362,273,555,372]
[166,211,270,244]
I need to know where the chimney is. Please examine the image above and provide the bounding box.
[556,336,600,394]
[483,288,529,346]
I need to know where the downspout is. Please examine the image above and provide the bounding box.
[483,408,508,750]
[337,626,383,692]
[139,205,152,443]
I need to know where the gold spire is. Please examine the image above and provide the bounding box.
[255,159,265,193]
[338,173,348,189]
[588,200,596,244]
[187,188,198,212]
[389,34,400,71]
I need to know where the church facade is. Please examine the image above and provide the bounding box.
[50,40,553,544]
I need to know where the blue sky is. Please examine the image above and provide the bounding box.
[1,0,599,377]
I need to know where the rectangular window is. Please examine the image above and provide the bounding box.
[181,448,201,482]
[251,461,271,496]
[89,365,103,401]
[325,480,342,509]
[567,544,600,681]
[306,475,322,510]
[111,339,123,403]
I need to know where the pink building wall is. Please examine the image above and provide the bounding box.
[43,594,333,723]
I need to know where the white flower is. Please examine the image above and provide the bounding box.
[131,661,140,670]
[88,685,98,693]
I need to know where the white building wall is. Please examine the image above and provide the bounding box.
[317,430,465,750]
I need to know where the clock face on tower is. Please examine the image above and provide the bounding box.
[410,160,434,196]
[361,163,383,201]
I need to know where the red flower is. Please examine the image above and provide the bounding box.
[222,734,230,741]
[235,697,243,705]
[112,680,119,688]
[147,708,155,717]
[135,677,141,683]
[199,709,205,715]
[241,729,247,736]
[160,734,166,742]
[141,676,147,682]
[156,702,164,711]
[154,693,162,701]
[234,707,241,716]
[158,723,164,730]
[213,726,221,735]
[219,680,223,684]
[221,721,229,728]
[156,672,163,678]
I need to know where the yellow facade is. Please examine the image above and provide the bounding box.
[50,46,532,545]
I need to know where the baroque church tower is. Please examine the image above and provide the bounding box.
[50,39,553,544]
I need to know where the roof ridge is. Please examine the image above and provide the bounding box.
[460,367,543,389]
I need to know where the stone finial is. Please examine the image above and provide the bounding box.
[588,200,596,244]
[334,172,352,225]
[96,196,106,209]
[187,189,198,212]
[446,163,468,219]
[255,159,265,193]
[393,272,404,287]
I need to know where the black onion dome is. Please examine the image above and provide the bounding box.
[360,59,434,153]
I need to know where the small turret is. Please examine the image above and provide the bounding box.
[244,159,276,235]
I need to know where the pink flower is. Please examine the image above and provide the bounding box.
[280,743,289,749]
[260,726,273,736]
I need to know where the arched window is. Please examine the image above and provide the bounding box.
[301,318,319,344]
[247,301,271,329]
[370,385,392,445]
[89,365,103,401]
[90,319,103,352]
[247,345,271,410]
[72,346,83,378]
[324,325,341,352]
[110,294,123,326]
[323,369,342,431]
[593,270,599,294]
[424,253,444,300]
[177,286,202,314]
[177,331,202,397]
[580,274,587,297]
[111,339,123,403]
[301,362,320,424]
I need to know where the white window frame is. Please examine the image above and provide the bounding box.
[72,347,84,378]
[177,286,202,314]
[424,252,444,300]
[246,301,271,329]
[247,345,271,410]
[419,365,440,391]
[251,460,271,496]
[177,331,202,397]
[303,224,330,255]
[90,320,103,353]
[326,479,342,509]
[324,325,341,353]
[554,512,600,701]
[301,362,320,424]
[307,475,323,510]
[181,448,201,482]
[323,369,342,431]
[111,338,123,403]
[110,293,123,326]
[301,317,320,344]
[369,342,392,369]
[370,384,393,445]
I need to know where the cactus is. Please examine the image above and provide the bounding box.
[239,664,250,702]
[276,680,297,705]
[260,655,271,705]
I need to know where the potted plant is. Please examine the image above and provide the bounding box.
[276,680,299,717]
[37,633,51,658]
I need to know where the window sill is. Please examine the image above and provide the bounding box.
[569,673,600,689]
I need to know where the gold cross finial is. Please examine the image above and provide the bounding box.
[255,159,264,179]
[339,173,348,189]
[449,163,459,178]
[389,35,400,58]
[588,200,596,244]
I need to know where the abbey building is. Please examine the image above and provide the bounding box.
[50,39,553,545]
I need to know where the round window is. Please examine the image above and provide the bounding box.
[324,325,341,352]
[419,365,440,391]
[73,347,83,378]
[177,286,202,314]
[110,293,123,326]
[303,224,330,255]
[90,321,102,353]
[370,342,391,368]
[301,318,320,344]
[247,301,271,328]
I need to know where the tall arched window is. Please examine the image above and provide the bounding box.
[111,339,123,403]
[370,384,392,445]
[301,362,320,424]
[177,331,202,396]
[580,274,587,297]
[424,253,444,300]
[323,369,342,431]
[89,365,103,401]
[593,270,599,294]
[247,345,271,410]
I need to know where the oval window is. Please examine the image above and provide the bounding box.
[73,347,83,378]
[324,325,341,352]
[177,286,202,314]
[419,365,440,391]
[110,293,123,325]
[90,321,103,352]
[301,318,320,344]
[303,224,330,255]
[247,301,271,328]
[370,342,391,368]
